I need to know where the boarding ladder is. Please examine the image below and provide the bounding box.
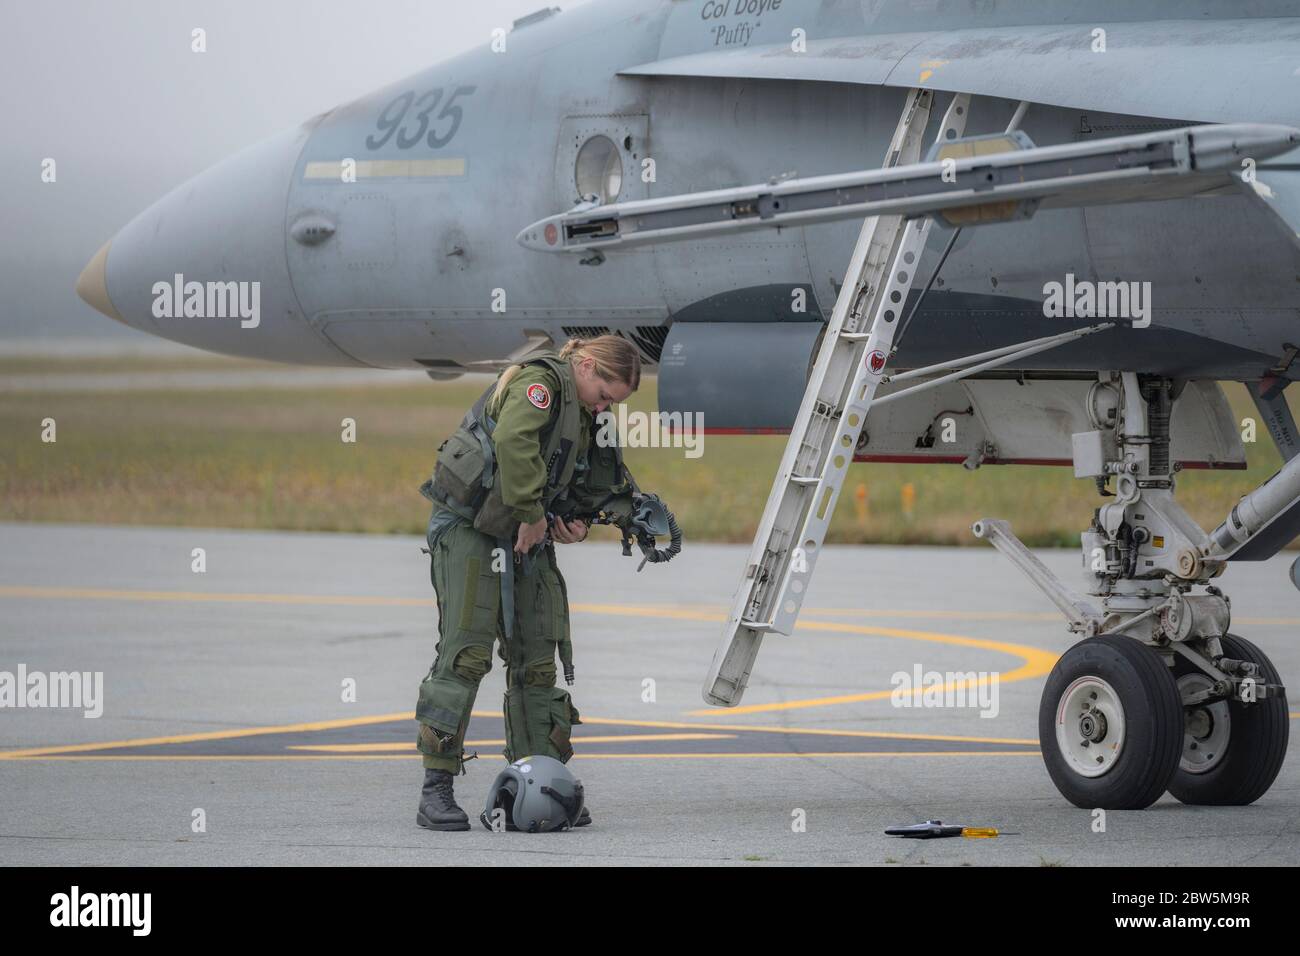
[701,89,963,706]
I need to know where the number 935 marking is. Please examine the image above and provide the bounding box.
[365,85,476,151]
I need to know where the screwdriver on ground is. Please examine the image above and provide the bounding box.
[885,820,1016,838]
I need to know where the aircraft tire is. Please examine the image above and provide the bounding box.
[1167,634,1289,806]
[1039,635,1183,810]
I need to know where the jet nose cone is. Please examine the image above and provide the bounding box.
[75,239,125,324]
[90,120,353,364]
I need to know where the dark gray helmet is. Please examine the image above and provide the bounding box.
[479,756,585,833]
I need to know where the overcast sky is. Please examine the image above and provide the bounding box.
[0,0,593,351]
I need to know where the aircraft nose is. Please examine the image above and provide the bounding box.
[76,121,349,364]
[75,240,126,324]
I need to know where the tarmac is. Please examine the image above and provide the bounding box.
[0,521,1296,865]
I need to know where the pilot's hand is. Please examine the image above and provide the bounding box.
[515,517,548,554]
[550,517,589,545]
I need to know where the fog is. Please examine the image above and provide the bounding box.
[0,0,590,352]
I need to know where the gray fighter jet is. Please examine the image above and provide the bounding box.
[77,0,1300,810]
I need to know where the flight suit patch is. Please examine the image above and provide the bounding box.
[526,383,551,409]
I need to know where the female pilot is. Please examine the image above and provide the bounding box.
[414,335,641,830]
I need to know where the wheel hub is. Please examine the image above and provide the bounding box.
[1057,677,1126,778]
[1178,673,1230,774]
[1078,705,1108,742]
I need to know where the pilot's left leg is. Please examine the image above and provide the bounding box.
[502,543,581,765]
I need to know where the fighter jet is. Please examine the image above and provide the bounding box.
[77,0,1299,810]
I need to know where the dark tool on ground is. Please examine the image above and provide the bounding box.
[885,820,1010,839]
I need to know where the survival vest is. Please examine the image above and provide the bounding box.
[420,352,582,540]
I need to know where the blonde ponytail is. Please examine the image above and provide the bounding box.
[489,364,526,414]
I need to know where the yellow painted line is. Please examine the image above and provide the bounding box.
[303,158,466,180]
[6,587,1298,628]
[550,733,739,743]
[803,608,1300,627]
[687,619,1059,716]
[579,601,1052,621]
[575,602,726,622]
[560,716,1037,746]
[592,602,1300,629]
[6,751,1044,762]
[0,587,712,622]
[288,734,735,752]
[0,711,423,759]
[805,608,1060,622]
[0,585,435,607]
[0,711,1039,760]
[572,751,1041,760]
[600,602,1300,628]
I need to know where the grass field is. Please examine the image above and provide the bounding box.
[1,359,1293,547]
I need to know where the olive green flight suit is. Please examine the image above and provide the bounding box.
[415,361,596,773]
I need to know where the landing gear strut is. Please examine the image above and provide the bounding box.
[978,372,1292,809]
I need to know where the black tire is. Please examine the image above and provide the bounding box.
[1167,634,1289,806]
[1039,635,1183,810]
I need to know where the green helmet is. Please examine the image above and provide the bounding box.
[479,756,586,833]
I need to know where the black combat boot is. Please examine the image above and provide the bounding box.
[417,768,470,831]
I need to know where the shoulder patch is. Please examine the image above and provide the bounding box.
[526,382,551,409]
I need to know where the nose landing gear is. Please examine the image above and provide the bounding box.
[980,372,1292,809]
